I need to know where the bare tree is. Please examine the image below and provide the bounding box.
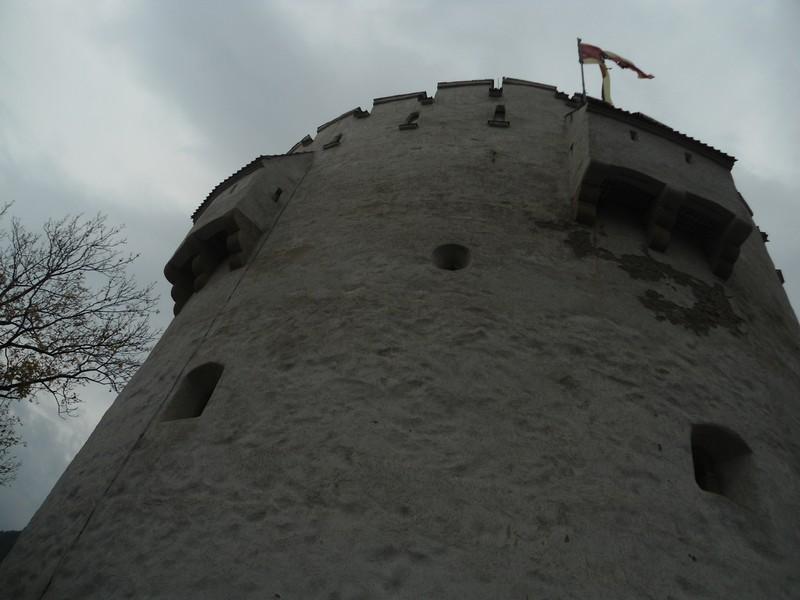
[0,404,22,485]
[0,208,158,484]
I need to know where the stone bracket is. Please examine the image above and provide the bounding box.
[708,216,753,280]
[646,184,684,252]
[164,209,263,314]
[573,160,753,279]
[165,152,313,315]
[573,162,608,225]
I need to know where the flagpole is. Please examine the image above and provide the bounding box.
[577,37,587,105]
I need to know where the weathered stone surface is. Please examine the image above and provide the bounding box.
[2,79,799,599]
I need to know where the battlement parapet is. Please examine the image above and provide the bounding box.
[171,78,773,318]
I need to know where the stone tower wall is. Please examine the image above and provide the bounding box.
[3,78,799,599]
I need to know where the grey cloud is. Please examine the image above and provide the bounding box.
[106,2,341,164]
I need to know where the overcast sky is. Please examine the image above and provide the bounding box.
[0,0,798,530]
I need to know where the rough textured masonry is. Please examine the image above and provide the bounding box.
[2,78,799,599]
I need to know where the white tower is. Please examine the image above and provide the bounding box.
[2,78,799,599]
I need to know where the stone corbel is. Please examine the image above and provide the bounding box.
[573,163,608,226]
[164,209,263,314]
[708,216,753,280]
[646,185,684,252]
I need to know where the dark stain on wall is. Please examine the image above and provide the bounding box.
[638,287,742,336]
[540,223,743,336]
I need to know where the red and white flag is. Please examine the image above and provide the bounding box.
[579,42,654,105]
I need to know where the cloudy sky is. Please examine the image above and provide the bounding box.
[0,0,798,530]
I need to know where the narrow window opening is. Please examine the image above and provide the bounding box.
[629,130,638,141]
[488,105,510,128]
[161,363,224,421]
[323,133,342,150]
[691,424,753,505]
[228,183,238,195]
[432,244,471,271]
[685,152,693,164]
[272,187,283,202]
[399,111,420,131]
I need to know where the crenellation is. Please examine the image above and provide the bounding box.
[502,77,558,91]
[317,107,369,133]
[287,134,314,154]
[437,78,494,89]
[193,82,759,299]
[373,90,428,105]
[434,80,496,107]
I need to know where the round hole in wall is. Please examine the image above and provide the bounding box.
[432,244,471,271]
